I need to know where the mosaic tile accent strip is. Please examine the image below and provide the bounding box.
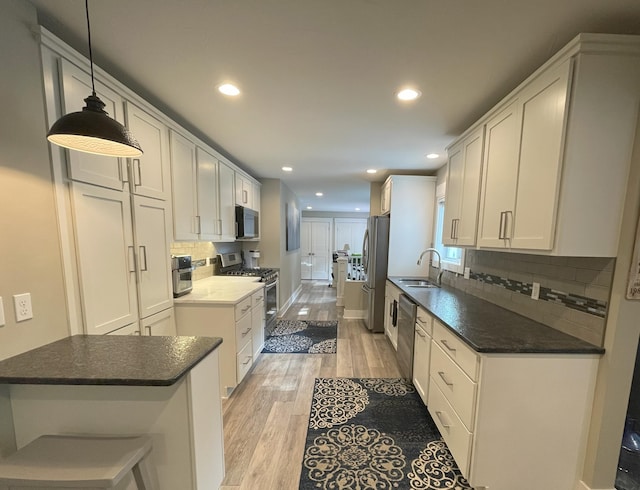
[193,259,207,268]
[469,271,608,318]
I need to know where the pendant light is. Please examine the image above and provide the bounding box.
[47,0,142,157]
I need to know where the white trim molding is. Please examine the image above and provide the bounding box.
[575,480,615,490]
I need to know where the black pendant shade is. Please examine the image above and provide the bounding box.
[46,0,143,158]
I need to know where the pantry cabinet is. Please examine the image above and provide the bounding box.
[71,183,174,336]
[443,126,484,246]
[124,102,171,201]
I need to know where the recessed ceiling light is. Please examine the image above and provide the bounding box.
[315,192,323,197]
[426,153,439,159]
[355,208,361,211]
[396,88,421,101]
[306,206,313,210]
[366,169,377,174]
[282,166,293,172]
[218,83,240,96]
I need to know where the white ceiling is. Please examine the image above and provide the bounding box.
[30,0,640,212]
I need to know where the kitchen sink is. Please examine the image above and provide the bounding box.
[397,279,439,288]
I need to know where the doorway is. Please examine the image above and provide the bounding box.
[301,219,331,280]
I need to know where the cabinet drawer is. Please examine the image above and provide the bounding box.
[235,296,253,319]
[430,341,477,431]
[236,340,253,383]
[235,313,253,350]
[428,381,472,478]
[252,289,264,309]
[432,321,479,381]
[415,307,432,336]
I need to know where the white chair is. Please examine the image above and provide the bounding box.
[0,434,158,490]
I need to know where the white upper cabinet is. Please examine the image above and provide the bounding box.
[380,178,392,215]
[218,161,237,241]
[170,130,199,241]
[477,100,522,248]
[443,126,484,246]
[124,102,171,200]
[196,147,220,240]
[235,173,254,209]
[59,59,127,191]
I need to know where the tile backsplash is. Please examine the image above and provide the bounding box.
[434,250,614,347]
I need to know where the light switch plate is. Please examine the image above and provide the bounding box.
[0,297,5,326]
[464,267,470,280]
[531,282,540,300]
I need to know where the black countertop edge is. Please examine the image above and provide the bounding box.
[0,335,224,387]
[388,277,605,355]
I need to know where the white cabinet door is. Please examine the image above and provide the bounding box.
[511,61,571,250]
[142,308,176,336]
[457,127,484,246]
[477,101,521,248]
[196,147,220,240]
[125,102,171,200]
[413,322,431,405]
[71,182,138,335]
[251,297,265,359]
[59,59,126,191]
[252,183,261,213]
[380,179,392,215]
[218,161,237,241]
[442,142,463,246]
[301,221,313,280]
[170,130,199,240]
[106,322,141,335]
[132,195,173,318]
[235,173,253,209]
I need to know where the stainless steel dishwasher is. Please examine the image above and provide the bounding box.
[396,294,417,380]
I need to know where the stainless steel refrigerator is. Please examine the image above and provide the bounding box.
[361,215,390,332]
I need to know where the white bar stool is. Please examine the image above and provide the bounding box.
[0,435,159,490]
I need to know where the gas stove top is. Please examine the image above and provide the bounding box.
[218,253,278,284]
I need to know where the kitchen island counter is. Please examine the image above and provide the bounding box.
[1,335,225,490]
[389,277,604,354]
[174,275,263,305]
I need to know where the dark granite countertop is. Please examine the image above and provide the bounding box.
[389,277,604,355]
[0,335,223,386]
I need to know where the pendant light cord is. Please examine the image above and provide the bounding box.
[85,0,96,96]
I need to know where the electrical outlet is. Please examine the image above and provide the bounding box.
[531,282,540,301]
[464,267,470,280]
[0,297,5,326]
[13,293,33,322]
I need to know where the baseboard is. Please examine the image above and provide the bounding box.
[279,283,303,317]
[343,309,366,320]
[575,480,615,490]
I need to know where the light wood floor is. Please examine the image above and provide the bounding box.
[220,280,402,489]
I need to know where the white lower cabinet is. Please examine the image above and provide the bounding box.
[251,289,265,359]
[426,320,599,490]
[412,307,432,404]
[142,307,176,336]
[175,286,264,398]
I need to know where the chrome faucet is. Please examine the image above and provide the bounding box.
[417,248,444,286]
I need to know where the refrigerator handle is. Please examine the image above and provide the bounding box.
[362,228,369,274]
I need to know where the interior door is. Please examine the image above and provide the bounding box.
[300,219,331,280]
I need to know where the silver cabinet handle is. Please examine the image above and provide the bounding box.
[242,328,251,337]
[503,210,512,240]
[139,246,148,271]
[242,356,252,366]
[241,305,251,314]
[243,189,248,204]
[441,339,456,352]
[435,410,451,429]
[119,159,128,183]
[438,371,453,387]
[133,158,142,186]
[450,219,456,239]
[416,328,426,338]
[498,211,505,239]
[217,219,222,236]
[127,246,136,273]
[145,326,151,336]
[454,219,459,239]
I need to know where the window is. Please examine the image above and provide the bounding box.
[433,197,465,274]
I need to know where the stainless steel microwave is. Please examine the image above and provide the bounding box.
[236,205,259,238]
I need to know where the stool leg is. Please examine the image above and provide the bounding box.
[131,453,159,490]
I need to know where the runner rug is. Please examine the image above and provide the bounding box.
[299,378,473,489]
[262,320,337,354]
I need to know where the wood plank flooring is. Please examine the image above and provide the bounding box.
[220,280,401,489]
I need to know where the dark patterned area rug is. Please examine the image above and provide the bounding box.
[300,378,473,489]
[262,320,337,354]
